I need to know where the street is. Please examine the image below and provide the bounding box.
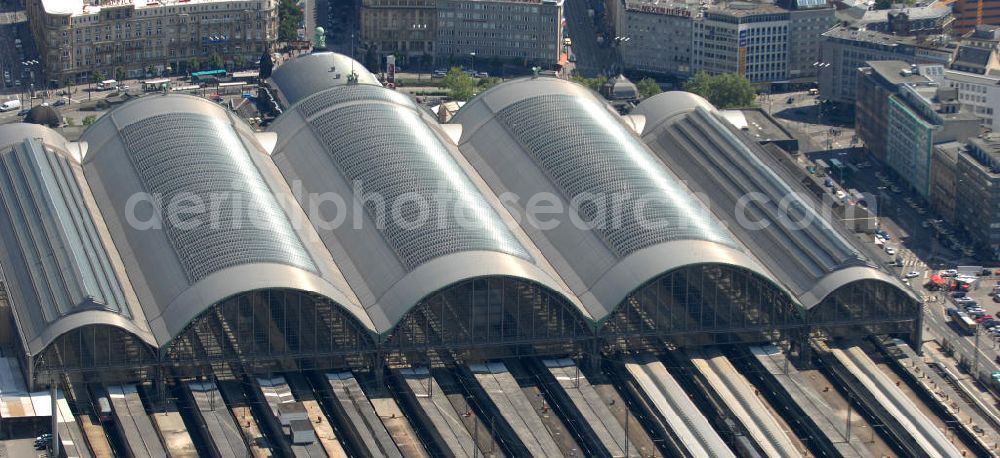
[562,0,612,77]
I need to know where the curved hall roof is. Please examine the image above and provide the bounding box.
[0,124,155,355]
[449,77,790,320]
[268,83,582,332]
[79,95,370,345]
[268,51,381,107]
[633,91,916,307]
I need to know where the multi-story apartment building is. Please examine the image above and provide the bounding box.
[692,3,789,84]
[620,1,693,77]
[27,0,277,85]
[778,0,835,81]
[819,26,954,104]
[434,0,563,67]
[359,0,437,67]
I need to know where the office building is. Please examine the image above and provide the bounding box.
[359,0,437,67]
[360,0,564,68]
[26,0,278,85]
[955,134,1000,254]
[952,0,1000,34]
[856,61,939,163]
[886,83,980,197]
[931,141,961,221]
[691,3,789,84]
[434,0,563,67]
[944,69,1000,131]
[620,1,694,77]
[778,0,836,81]
[819,26,953,104]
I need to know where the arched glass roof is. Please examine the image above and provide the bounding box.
[305,97,530,268]
[118,112,317,282]
[633,91,916,307]
[269,83,578,331]
[449,78,784,320]
[493,93,739,257]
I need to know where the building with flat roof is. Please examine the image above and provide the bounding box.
[783,0,836,81]
[360,0,564,69]
[931,141,961,222]
[856,61,940,163]
[620,0,694,77]
[435,0,563,68]
[955,134,1000,255]
[944,69,1000,131]
[851,4,954,36]
[886,83,980,197]
[819,26,954,104]
[26,0,277,85]
[692,2,790,84]
[359,0,437,68]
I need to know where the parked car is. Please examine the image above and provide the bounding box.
[953,291,967,298]
[885,247,896,255]
[905,271,920,278]
[941,269,959,277]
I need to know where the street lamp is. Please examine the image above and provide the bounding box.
[22,60,39,107]
[613,36,631,74]
[469,51,476,73]
[410,24,428,76]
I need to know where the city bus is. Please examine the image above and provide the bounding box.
[191,69,227,83]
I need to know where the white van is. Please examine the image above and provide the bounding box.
[96,79,117,91]
[0,100,21,112]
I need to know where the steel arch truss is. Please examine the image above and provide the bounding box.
[34,325,157,382]
[385,276,592,358]
[164,289,376,373]
[601,264,803,347]
[808,279,920,337]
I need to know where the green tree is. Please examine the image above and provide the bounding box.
[478,76,501,92]
[114,66,125,81]
[189,58,201,73]
[82,115,97,126]
[443,67,476,101]
[682,71,756,108]
[233,54,246,70]
[91,70,104,84]
[278,0,303,42]
[65,116,75,126]
[208,52,225,70]
[570,74,607,92]
[636,77,662,99]
[146,65,156,76]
